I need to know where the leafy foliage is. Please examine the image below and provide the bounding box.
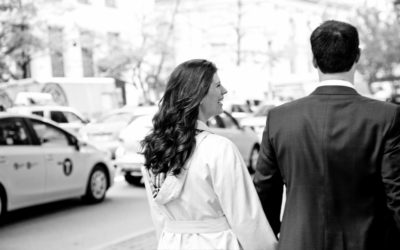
[353,5,400,87]
[0,1,43,81]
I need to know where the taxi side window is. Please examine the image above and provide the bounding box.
[50,111,68,123]
[32,111,44,117]
[31,120,69,146]
[64,111,84,123]
[0,118,32,146]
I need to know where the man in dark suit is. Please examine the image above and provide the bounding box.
[254,20,400,250]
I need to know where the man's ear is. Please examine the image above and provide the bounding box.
[312,57,318,68]
[355,48,361,63]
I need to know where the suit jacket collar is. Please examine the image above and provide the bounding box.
[311,86,359,96]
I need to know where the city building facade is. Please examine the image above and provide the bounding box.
[154,0,368,101]
[27,0,154,79]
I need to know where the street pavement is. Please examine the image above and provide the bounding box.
[91,176,158,250]
[92,228,157,250]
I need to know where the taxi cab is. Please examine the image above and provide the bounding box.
[0,113,115,221]
[6,105,89,135]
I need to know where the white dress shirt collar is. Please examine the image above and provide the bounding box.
[317,80,355,89]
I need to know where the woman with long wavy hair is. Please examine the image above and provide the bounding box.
[141,59,277,250]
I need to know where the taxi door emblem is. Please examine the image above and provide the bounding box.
[63,159,73,176]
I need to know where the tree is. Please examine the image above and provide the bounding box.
[353,4,400,93]
[0,0,43,82]
[97,0,181,104]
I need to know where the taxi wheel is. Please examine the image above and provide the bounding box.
[83,166,108,203]
[124,174,143,186]
[0,188,6,221]
[248,145,260,174]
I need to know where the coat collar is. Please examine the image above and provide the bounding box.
[311,85,359,96]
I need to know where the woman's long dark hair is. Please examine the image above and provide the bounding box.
[141,59,217,176]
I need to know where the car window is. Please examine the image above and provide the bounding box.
[50,111,68,123]
[64,111,84,123]
[254,105,275,117]
[207,116,224,128]
[32,111,44,117]
[219,112,239,129]
[231,104,251,113]
[0,118,32,145]
[31,120,69,146]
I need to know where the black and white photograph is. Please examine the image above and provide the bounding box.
[1,0,400,249]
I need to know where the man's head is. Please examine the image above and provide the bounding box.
[310,20,360,74]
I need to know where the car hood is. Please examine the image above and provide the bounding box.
[240,116,267,127]
[82,122,127,135]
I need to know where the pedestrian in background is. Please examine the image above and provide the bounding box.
[141,59,277,250]
[254,20,400,250]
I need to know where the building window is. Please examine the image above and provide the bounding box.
[80,30,94,77]
[48,26,65,77]
[107,32,119,49]
[105,0,116,8]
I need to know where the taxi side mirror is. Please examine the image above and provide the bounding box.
[70,136,80,151]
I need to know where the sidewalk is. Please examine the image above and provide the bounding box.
[93,229,157,250]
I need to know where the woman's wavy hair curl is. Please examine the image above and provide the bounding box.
[141,59,217,176]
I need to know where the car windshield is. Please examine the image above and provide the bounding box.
[253,105,275,117]
[127,115,153,129]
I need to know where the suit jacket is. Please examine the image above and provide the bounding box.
[254,86,400,250]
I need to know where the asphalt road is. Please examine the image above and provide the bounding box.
[0,176,154,250]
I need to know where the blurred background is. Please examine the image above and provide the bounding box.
[0,0,399,116]
[1,0,400,249]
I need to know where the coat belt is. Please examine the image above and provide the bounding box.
[164,217,230,233]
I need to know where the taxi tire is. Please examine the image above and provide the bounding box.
[0,187,6,222]
[124,174,143,186]
[83,165,108,204]
[248,145,260,174]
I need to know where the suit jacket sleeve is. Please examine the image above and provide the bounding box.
[382,106,400,230]
[253,112,284,236]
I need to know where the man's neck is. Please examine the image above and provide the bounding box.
[318,70,354,84]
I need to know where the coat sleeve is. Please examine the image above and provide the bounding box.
[211,138,278,250]
[382,106,400,230]
[253,111,283,236]
[141,167,166,240]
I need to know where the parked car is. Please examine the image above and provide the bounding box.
[224,103,253,121]
[240,103,276,141]
[0,113,115,221]
[114,111,260,186]
[6,105,89,135]
[79,105,157,159]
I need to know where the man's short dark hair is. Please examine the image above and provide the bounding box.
[310,20,360,73]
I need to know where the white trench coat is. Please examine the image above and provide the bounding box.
[142,121,277,250]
